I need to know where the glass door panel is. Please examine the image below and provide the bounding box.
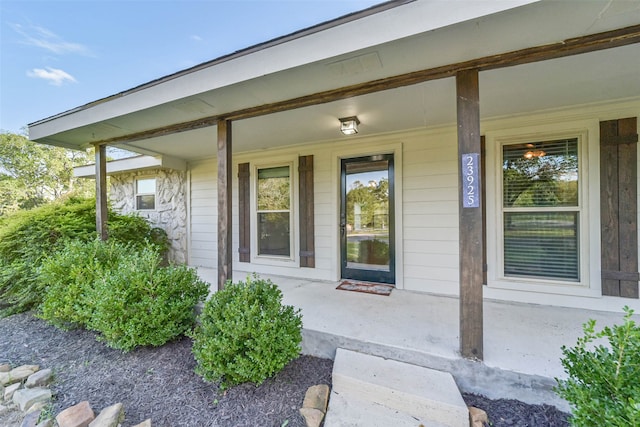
[341,155,395,284]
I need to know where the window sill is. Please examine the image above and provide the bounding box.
[487,277,599,298]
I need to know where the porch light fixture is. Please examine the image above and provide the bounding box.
[339,116,360,135]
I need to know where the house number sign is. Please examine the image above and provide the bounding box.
[461,153,479,208]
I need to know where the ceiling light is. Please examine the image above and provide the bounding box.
[339,116,360,135]
[524,149,546,159]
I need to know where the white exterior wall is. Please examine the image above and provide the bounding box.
[186,99,640,312]
[110,169,187,263]
[189,163,217,268]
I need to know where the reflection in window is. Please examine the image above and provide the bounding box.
[136,178,156,210]
[502,138,580,281]
[257,166,290,256]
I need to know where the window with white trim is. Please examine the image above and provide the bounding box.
[501,138,580,281]
[135,177,156,210]
[256,165,291,257]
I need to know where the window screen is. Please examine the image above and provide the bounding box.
[502,138,580,281]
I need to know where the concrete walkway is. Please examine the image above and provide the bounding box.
[198,270,631,411]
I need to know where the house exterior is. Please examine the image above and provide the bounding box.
[30,0,640,360]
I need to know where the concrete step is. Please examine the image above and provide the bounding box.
[326,348,469,427]
[324,391,449,427]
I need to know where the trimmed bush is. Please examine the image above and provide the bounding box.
[38,239,208,351]
[555,307,640,426]
[38,239,126,329]
[88,245,208,351]
[191,275,302,389]
[0,195,169,317]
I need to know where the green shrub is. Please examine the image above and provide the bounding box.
[0,196,95,316]
[38,239,208,351]
[88,245,208,351]
[107,214,169,255]
[38,239,127,329]
[191,275,302,389]
[0,195,169,317]
[555,306,640,426]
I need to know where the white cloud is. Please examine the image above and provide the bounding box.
[11,23,92,56]
[190,35,203,42]
[27,67,77,86]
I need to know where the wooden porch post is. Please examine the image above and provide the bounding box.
[456,69,483,360]
[217,119,233,290]
[94,144,108,241]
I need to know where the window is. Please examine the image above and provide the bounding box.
[136,177,156,210]
[256,166,291,257]
[502,138,580,281]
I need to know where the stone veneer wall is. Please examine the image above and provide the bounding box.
[110,169,187,264]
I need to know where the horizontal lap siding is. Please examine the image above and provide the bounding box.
[307,151,333,278]
[402,130,459,294]
[186,129,460,288]
[190,160,217,268]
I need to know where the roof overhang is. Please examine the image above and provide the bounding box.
[29,0,640,160]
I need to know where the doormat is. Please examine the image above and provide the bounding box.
[336,280,394,296]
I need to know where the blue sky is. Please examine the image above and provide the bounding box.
[0,0,381,135]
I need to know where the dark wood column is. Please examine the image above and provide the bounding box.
[217,120,233,290]
[456,69,483,360]
[94,144,108,240]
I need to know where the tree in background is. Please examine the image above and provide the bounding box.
[0,131,93,216]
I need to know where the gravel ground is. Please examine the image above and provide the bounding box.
[1,312,570,426]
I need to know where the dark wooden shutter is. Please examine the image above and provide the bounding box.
[299,155,315,268]
[600,117,639,298]
[238,163,250,263]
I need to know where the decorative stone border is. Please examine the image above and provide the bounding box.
[0,363,151,427]
[299,384,330,427]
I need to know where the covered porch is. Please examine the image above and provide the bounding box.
[29,0,640,389]
[197,269,630,411]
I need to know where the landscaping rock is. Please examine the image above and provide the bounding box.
[302,384,330,412]
[27,401,49,414]
[4,382,21,401]
[0,401,16,415]
[7,365,40,385]
[13,387,52,412]
[469,406,489,427]
[299,407,325,427]
[0,372,10,386]
[0,363,11,373]
[20,408,41,427]
[56,400,95,427]
[1,363,153,427]
[25,369,53,389]
[299,384,330,427]
[89,402,124,427]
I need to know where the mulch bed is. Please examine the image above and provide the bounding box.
[0,312,570,427]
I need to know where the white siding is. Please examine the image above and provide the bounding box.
[187,127,460,292]
[189,159,217,268]
[184,98,640,311]
[400,129,460,294]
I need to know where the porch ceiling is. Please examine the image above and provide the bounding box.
[28,0,640,160]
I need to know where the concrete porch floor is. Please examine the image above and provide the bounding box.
[198,270,631,412]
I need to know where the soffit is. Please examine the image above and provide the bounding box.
[29,0,640,157]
